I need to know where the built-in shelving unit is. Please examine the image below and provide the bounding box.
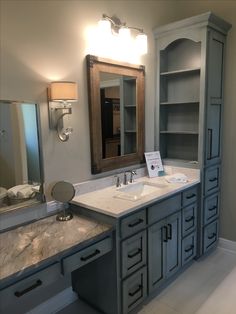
[158,38,201,164]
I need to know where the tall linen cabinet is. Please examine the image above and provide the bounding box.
[154,12,231,256]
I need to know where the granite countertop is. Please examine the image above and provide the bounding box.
[72,167,200,217]
[0,213,112,282]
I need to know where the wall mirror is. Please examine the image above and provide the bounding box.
[87,55,145,174]
[0,100,44,213]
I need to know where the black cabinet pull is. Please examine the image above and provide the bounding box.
[163,225,168,242]
[185,245,194,253]
[128,285,142,297]
[208,233,216,240]
[80,249,100,261]
[207,128,213,160]
[185,216,194,223]
[14,279,42,297]
[208,205,217,211]
[128,218,144,228]
[128,248,142,258]
[167,223,172,240]
[209,177,217,182]
[186,193,196,199]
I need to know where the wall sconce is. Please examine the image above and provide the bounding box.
[47,81,78,142]
[98,14,148,55]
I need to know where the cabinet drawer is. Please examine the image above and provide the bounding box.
[148,194,181,224]
[121,209,146,239]
[122,231,146,278]
[62,237,112,274]
[122,266,147,313]
[205,166,220,195]
[182,203,197,237]
[203,220,219,253]
[0,263,61,313]
[182,233,197,266]
[182,186,198,207]
[204,193,219,225]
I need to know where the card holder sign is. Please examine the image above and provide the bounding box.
[144,151,164,177]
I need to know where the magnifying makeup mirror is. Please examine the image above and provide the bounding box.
[51,181,75,221]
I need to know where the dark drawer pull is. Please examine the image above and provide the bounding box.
[14,279,42,297]
[208,205,217,212]
[128,218,144,228]
[163,225,168,242]
[128,248,142,258]
[209,177,217,182]
[185,216,194,223]
[208,233,216,240]
[128,284,142,297]
[80,249,100,261]
[185,245,194,253]
[186,193,196,200]
[167,223,172,240]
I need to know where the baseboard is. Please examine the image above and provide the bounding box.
[28,287,78,314]
[218,237,236,253]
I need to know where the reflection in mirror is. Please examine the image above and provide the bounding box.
[0,100,44,213]
[100,72,137,159]
[87,55,145,174]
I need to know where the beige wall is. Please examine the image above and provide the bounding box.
[0,1,235,240]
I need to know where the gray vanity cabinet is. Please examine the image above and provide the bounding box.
[154,12,231,257]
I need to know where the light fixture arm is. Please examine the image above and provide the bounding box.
[56,108,72,142]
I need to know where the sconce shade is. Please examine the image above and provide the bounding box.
[50,81,78,102]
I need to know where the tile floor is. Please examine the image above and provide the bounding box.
[138,247,236,314]
[58,247,236,314]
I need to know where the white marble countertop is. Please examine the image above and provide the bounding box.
[0,213,112,283]
[72,167,200,217]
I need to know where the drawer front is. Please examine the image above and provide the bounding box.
[122,231,146,278]
[148,194,181,224]
[182,233,197,266]
[205,166,220,195]
[182,186,198,207]
[62,237,112,274]
[203,220,219,253]
[182,203,197,237]
[204,193,219,225]
[121,209,146,239]
[0,263,61,313]
[122,266,147,313]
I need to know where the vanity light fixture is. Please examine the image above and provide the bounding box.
[98,14,148,55]
[47,81,78,142]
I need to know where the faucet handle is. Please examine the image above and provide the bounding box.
[114,175,121,187]
[129,170,137,183]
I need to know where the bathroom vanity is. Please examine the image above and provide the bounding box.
[70,166,201,314]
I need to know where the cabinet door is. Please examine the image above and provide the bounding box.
[148,219,166,293]
[166,212,181,278]
[205,30,225,165]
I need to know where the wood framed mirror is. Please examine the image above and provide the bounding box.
[87,55,145,174]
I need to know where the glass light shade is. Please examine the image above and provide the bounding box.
[118,27,131,41]
[135,33,148,55]
[50,82,78,101]
[98,18,111,35]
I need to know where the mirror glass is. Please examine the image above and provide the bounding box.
[100,72,137,159]
[87,55,145,174]
[0,100,44,213]
[51,181,75,203]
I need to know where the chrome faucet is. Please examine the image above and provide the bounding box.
[123,172,128,185]
[129,170,137,183]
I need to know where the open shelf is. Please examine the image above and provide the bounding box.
[160,67,200,76]
[160,101,199,106]
[160,131,198,135]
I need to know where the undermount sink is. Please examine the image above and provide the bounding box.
[114,181,168,201]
